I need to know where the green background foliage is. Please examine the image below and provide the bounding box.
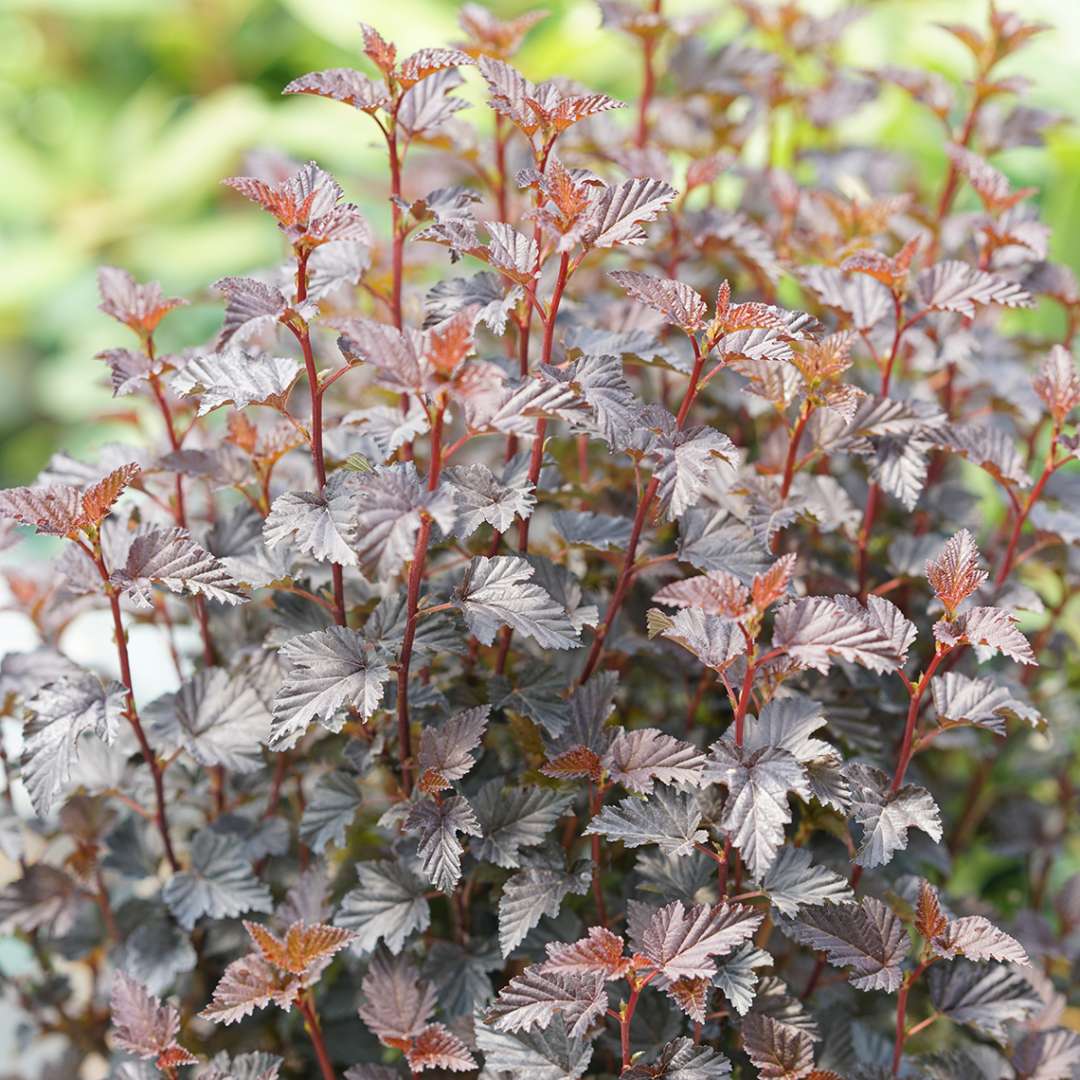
[1,0,1078,488]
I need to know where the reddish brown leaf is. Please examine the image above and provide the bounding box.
[925,529,987,615]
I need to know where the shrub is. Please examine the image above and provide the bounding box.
[1,3,1078,1078]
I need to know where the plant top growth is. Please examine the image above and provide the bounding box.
[0,2,1078,1078]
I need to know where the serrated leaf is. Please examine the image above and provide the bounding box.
[455,556,581,649]
[270,626,391,749]
[772,596,901,674]
[336,861,430,953]
[584,784,706,857]
[1011,1028,1080,1080]
[609,271,709,332]
[931,672,1041,735]
[111,527,247,607]
[172,349,300,415]
[21,673,126,816]
[540,925,631,980]
[485,968,608,1037]
[405,794,481,893]
[110,972,195,1066]
[927,961,1040,1042]
[579,177,677,248]
[358,950,436,1041]
[283,67,390,112]
[417,705,489,793]
[475,1017,594,1080]
[759,848,853,918]
[784,897,907,992]
[445,463,535,536]
[916,261,1033,316]
[552,511,633,551]
[603,728,707,793]
[649,608,749,671]
[471,781,573,868]
[623,1036,732,1079]
[499,863,592,957]
[299,771,363,852]
[263,481,359,567]
[641,900,763,980]
[651,425,737,520]
[931,424,1031,489]
[712,943,772,1017]
[707,742,809,878]
[847,763,942,868]
[213,276,294,347]
[741,1013,814,1080]
[934,606,1036,665]
[246,920,354,977]
[145,668,270,773]
[163,830,273,930]
[200,953,296,1025]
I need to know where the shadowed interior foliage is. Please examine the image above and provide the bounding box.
[0,2,1078,1078]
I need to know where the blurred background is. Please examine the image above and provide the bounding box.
[0,0,1078,490]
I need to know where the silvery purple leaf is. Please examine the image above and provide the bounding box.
[22,673,126,816]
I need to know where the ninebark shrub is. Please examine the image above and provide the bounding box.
[1,3,1078,1078]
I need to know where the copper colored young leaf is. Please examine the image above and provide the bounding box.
[540,926,631,980]
[245,920,355,976]
[1033,344,1080,423]
[403,1023,477,1073]
[98,267,187,337]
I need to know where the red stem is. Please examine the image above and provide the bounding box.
[779,402,811,501]
[395,399,446,795]
[635,3,661,149]
[290,252,346,627]
[579,337,709,683]
[890,647,951,794]
[994,437,1058,588]
[93,546,180,871]
[891,960,931,1075]
[298,995,337,1080]
[588,783,609,927]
